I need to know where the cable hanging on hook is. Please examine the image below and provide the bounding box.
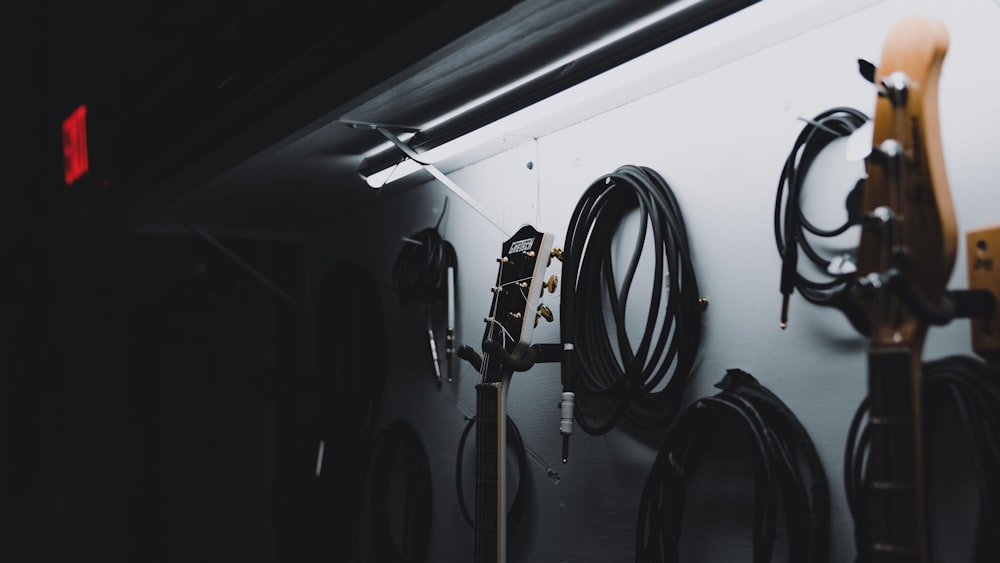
[392,198,460,383]
[560,164,704,435]
[636,369,829,563]
[775,106,870,333]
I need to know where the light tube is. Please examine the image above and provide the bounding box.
[361,0,882,188]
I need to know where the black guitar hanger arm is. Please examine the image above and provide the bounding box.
[850,268,996,333]
[481,339,538,372]
[457,344,483,372]
[457,342,563,374]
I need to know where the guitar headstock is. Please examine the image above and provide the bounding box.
[854,16,957,348]
[480,224,556,383]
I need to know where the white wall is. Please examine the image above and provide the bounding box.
[313,0,1000,560]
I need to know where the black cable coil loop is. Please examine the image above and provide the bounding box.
[455,415,529,531]
[844,354,1000,563]
[561,164,703,434]
[636,369,830,563]
[392,200,458,306]
[364,419,433,563]
[775,107,870,330]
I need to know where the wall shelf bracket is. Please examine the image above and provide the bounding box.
[345,120,510,236]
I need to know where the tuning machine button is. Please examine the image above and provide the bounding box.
[544,275,558,294]
[535,304,554,326]
[878,70,910,107]
[548,248,564,266]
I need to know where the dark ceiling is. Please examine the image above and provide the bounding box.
[81,0,760,238]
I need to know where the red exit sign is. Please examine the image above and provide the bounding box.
[62,104,89,186]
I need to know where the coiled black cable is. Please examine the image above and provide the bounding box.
[636,369,830,563]
[364,419,433,563]
[775,107,870,332]
[561,164,703,434]
[392,200,458,306]
[454,415,529,531]
[844,354,1000,562]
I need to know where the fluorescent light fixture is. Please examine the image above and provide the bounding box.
[357,0,748,188]
[358,0,881,188]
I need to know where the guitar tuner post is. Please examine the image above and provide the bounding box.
[537,304,554,322]
[869,139,903,170]
[878,71,910,106]
[544,275,559,294]
[497,256,510,263]
[863,205,896,231]
[548,248,564,266]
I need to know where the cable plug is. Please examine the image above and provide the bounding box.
[559,391,575,464]
[428,327,442,384]
[779,243,798,329]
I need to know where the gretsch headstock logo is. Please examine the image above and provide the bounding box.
[508,237,535,255]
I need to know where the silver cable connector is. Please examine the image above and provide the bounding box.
[559,391,575,463]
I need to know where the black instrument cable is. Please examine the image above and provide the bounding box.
[363,419,433,563]
[561,164,704,435]
[391,199,459,382]
[392,199,458,306]
[636,369,830,563]
[844,354,1000,563]
[454,414,529,531]
[272,259,387,562]
[775,107,870,333]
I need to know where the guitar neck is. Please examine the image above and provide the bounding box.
[474,377,509,563]
[866,348,929,562]
[472,223,555,563]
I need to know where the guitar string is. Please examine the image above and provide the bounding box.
[887,81,912,550]
[475,254,507,563]
[865,67,930,557]
[867,86,896,558]
[887,83,907,337]
[476,257,494,563]
[508,275,533,302]
[486,319,515,346]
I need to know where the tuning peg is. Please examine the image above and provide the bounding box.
[548,248,564,266]
[869,138,902,170]
[858,59,909,106]
[536,304,554,325]
[544,275,558,294]
[878,71,910,107]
